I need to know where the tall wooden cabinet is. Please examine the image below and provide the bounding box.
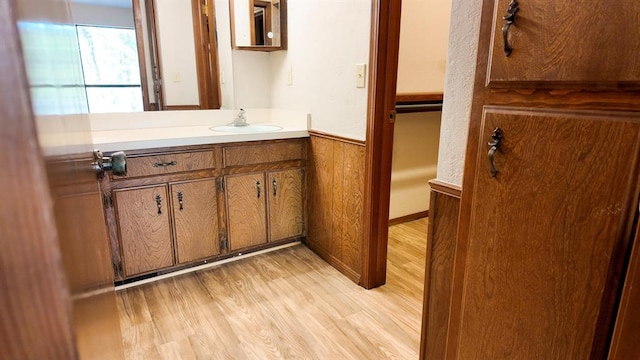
[424,1,640,359]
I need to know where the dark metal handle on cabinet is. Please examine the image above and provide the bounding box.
[502,0,519,57]
[152,160,177,168]
[488,128,504,177]
[177,191,183,211]
[272,179,277,196]
[155,195,162,215]
[257,181,261,198]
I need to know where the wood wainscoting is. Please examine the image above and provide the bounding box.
[419,179,461,360]
[306,131,366,284]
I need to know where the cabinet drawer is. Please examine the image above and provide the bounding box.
[223,141,304,167]
[115,151,217,179]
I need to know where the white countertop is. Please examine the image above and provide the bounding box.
[89,109,310,152]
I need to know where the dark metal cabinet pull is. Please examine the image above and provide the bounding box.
[256,181,261,198]
[502,0,519,57]
[272,179,277,196]
[488,128,504,177]
[152,160,177,168]
[155,194,162,215]
[177,191,183,211]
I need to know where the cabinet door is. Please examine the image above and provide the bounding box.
[268,168,303,241]
[487,0,640,87]
[114,185,173,277]
[456,107,640,359]
[225,173,267,251]
[171,178,219,264]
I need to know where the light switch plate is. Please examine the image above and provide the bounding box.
[356,64,366,88]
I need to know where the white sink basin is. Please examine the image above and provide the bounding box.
[210,124,283,133]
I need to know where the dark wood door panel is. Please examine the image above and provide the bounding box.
[488,0,640,87]
[172,178,219,263]
[226,172,267,251]
[115,185,174,276]
[457,107,640,359]
[268,168,303,241]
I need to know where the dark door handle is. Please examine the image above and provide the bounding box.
[502,0,519,57]
[488,128,504,177]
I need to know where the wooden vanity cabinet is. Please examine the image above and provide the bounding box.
[267,168,304,242]
[112,178,221,278]
[171,178,219,264]
[225,168,304,252]
[114,185,174,277]
[101,138,307,281]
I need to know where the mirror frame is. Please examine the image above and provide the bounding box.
[230,0,287,51]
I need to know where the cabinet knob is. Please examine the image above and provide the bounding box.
[273,179,277,196]
[177,191,183,211]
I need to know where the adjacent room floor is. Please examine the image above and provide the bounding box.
[117,218,428,359]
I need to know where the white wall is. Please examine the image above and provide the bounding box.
[396,0,451,94]
[389,0,451,219]
[154,0,200,106]
[436,0,482,186]
[269,0,372,141]
[232,51,272,108]
[389,111,441,219]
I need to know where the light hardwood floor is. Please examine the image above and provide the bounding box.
[116,218,428,359]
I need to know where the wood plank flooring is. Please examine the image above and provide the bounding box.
[116,218,428,359]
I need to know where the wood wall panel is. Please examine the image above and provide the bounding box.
[419,180,461,360]
[306,134,365,283]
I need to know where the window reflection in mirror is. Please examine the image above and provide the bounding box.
[70,0,222,112]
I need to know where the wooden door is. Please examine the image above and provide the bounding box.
[114,185,174,276]
[225,172,267,251]
[267,168,304,241]
[171,178,220,263]
[458,108,640,359]
[439,1,640,359]
[4,0,124,358]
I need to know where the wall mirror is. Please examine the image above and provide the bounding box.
[230,0,287,51]
[70,0,226,112]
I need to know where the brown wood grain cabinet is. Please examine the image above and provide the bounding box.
[226,168,305,251]
[267,168,304,242]
[171,178,220,264]
[114,185,174,277]
[420,1,640,359]
[100,138,307,281]
[226,172,268,251]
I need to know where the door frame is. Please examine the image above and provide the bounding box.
[1,2,77,357]
[361,0,403,289]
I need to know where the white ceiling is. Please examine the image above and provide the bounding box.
[71,0,132,9]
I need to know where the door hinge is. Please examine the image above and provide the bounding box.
[113,262,123,276]
[103,193,114,208]
[202,0,209,16]
[220,235,228,251]
[216,177,225,192]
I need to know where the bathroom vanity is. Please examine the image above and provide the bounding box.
[93,110,309,281]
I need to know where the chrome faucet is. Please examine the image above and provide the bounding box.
[232,108,248,127]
